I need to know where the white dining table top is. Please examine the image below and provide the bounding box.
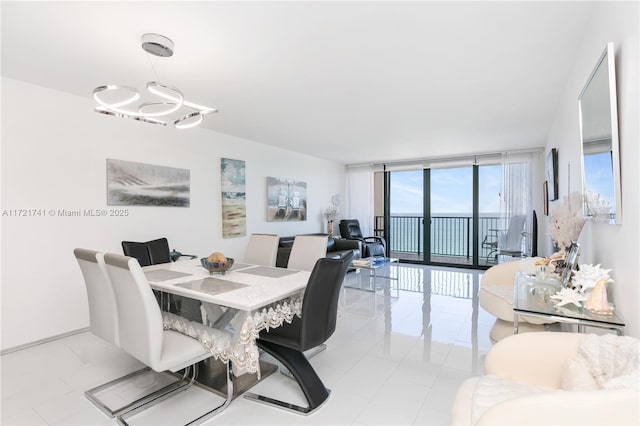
[142,259,310,311]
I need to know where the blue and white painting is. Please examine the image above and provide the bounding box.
[221,158,246,238]
[266,177,307,221]
[107,159,190,207]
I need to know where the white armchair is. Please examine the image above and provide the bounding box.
[480,258,550,342]
[452,332,639,425]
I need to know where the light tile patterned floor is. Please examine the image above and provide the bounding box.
[1,263,495,425]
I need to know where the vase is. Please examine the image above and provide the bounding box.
[327,220,334,236]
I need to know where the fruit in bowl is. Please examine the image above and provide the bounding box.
[201,252,234,274]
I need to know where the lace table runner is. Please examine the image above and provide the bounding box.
[162,293,303,377]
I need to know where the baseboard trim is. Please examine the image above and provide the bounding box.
[1,327,90,355]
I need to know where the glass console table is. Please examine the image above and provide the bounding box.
[513,272,625,336]
[346,257,399,292]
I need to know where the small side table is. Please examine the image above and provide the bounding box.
[346,257,399,293]
[513,272,625,336]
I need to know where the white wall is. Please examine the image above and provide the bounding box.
[545,2,639,337]
[0,77,346,351]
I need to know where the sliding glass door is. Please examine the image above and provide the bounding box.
[385,162,505,268]
[388,170,425,262]
[429,166,473,266]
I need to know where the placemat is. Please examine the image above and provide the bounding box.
[174,278,249,295]
[145,269,193,282]
[229,262,253,271]
[238,266,299,278]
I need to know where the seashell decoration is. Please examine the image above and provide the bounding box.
[549,263,615,314]
[584,277,614,314]
[570,264,613,293]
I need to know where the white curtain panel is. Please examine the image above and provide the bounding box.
[500,151,541,255]
[345,165,375,237]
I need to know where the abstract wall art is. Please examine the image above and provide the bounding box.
[221,158,246,238]
[106,159,190,207]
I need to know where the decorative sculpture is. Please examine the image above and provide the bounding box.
[550,287,587,307]
[584,277,614,314]
[571,264,613,293]
[549,263,615,314]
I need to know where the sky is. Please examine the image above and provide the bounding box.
[390,165,502,215]
[390,154,614,217]
[583,152,615,206]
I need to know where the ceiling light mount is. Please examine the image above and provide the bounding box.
[92,33,218,129]
[141,33,174,57]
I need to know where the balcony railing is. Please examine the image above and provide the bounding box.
[375,215,510,262]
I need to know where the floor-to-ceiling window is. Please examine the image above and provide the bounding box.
[386,165,495,268]
[378,151,540,269]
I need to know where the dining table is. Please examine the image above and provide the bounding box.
[141,258,311,412]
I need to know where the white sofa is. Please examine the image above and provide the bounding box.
[480,258,551,342]
[452,332,639,425]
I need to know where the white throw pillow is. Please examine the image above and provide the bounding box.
[560,357,600,391]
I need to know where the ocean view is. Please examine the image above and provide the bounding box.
[386,213,504,257]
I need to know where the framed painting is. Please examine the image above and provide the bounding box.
[266,177,307,221]
[547,148,558,201]
[106,159,190,207]
[543,181,549,216]
[221,158,246,238]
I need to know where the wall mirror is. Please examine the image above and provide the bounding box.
[578,42,621,224]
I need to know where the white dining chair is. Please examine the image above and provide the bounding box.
[75,248,160,418]
[74,248,219,421]
[243,233,279,266]
[75,248,120,346]
[103,253,232,425]
[286,235,328,271]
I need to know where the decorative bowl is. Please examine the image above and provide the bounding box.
[200,257,234,275]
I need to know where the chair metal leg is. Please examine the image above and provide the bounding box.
[184,361,233,426]
[116,361,234,426]
[115,365,199,425]
[305,343,327,359]
[85,367,152,417]
[85,365,192,418]
[244,340,330,415]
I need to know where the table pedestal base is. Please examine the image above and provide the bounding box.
[194,357,278,399]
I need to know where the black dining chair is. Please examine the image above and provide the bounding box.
[121,241,152,266]
[146,237,172,264]
[244,251,354,414]
[122,238,201,322]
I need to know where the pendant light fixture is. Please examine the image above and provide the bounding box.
[93,33,218,129]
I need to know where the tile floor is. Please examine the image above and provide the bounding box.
[1,263,496,425]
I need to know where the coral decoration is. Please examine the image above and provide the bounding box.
[549,192,585,250]
[324,194,340,221]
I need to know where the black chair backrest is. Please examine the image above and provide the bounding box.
[122,241,152,267]
[339,219,363,240]
[147,238,171,264]
[122,238,171,266]
[299,251,354,350]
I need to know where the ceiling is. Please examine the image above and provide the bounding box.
[1,1,598,165]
